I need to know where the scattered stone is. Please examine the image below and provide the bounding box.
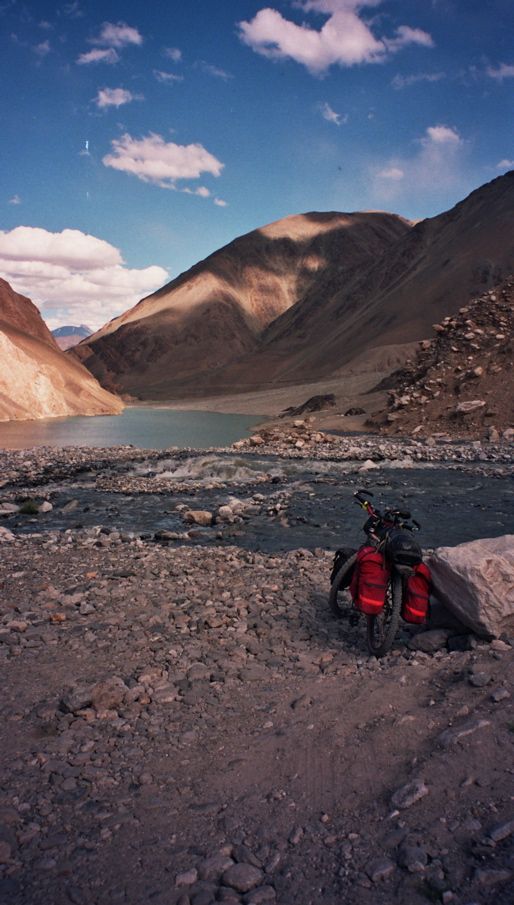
[90,676,129,712]
[176,868,199,887]
[184,510,214,527]
[468,671,491,688]
[474,867,513,886]
[222,864,264,893]
[366,857,395,882]
[490,687,510,703]
[485,818,514,844]
[438,717,491,748]
[390,779,429,810]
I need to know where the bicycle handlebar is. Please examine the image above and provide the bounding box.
[353,490,421,532]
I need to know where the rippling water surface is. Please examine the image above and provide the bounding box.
[0,407,261,450]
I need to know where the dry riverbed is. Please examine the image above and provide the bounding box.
[0,434,513,905]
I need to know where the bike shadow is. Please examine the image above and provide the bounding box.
[302,587,370,659]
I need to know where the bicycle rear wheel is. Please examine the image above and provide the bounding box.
[328,553,357,619]
[366,572,402,658]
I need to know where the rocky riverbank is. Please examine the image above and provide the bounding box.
[0,437,513,905]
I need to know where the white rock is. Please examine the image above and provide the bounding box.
[359,459,379,472]
[428,535,514,637]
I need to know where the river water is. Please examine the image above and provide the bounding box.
[0,407,261,451]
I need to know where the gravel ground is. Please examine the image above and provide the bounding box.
[0,438,513,905]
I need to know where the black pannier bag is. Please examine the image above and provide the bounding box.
[330,546,357,587]
[386,530,422,567]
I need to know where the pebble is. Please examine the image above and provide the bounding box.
[222,864,264,893]
[438,718,491,748]
[366,857,396,882]
[468,671,491,687]
[390,779,429,810]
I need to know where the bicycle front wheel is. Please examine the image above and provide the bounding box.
[366,572,402,658]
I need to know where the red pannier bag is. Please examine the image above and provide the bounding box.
[402,562,431,624]
[350,545,391,616]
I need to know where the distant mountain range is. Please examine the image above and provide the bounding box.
[74,171,514,402]
[0,280,121,422]
[52,324,91,351]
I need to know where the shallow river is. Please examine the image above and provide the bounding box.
[0,408,261,451]
[5,453,514,552]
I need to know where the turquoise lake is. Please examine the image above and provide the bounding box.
[0,407,262,450]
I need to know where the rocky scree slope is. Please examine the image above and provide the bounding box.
[73,211,411,398]
[373,277,514,438]
[0,278,123,422]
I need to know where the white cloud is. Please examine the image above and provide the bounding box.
[154,70,183,83]
[8,194,21,205]
[376,166,404,180]
[238,1,433,75]
[91,21,143,48]
[214,198,228,207]
[486,63,514,81]
[95,87,141,108]
[0,226,121,268]
[373,122,464,202]
[164,47,182,62]
[0,226,168,331]
[33,40,51,57]
[198,62,233,80]
[77,47,119,65]
[102,132,224,189]
[383,25,433,52]
[391,71,444,89]
[424,124,461,145]
[497,159,514,170]
[320,101,347,125]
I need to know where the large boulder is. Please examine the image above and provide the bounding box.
[428,535,514,638]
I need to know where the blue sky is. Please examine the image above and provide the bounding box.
[0,0,513,329]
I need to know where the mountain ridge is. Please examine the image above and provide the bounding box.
[0,278,123,422]
[75,171,514,403]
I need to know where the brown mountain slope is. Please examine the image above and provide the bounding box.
[0,279,123,422]
[206,170,514,392]
[74,211,411,398]
[370,277,514,438]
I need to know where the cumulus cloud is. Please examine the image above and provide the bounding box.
[154,70,183,83]
[238,1,433,75]
[497,159,514,170]
[95,87,141,108]
[77,47,119,65]
[0,226,168,331]
[8,194,21,205]
[423,124,461,145]
[102,132,224,189]
[373,123,464,202]
[320,101,347,125]
[91,21,143,48]
[486,63,514,81]
[214,198,228,207]
[391,71,444,89]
